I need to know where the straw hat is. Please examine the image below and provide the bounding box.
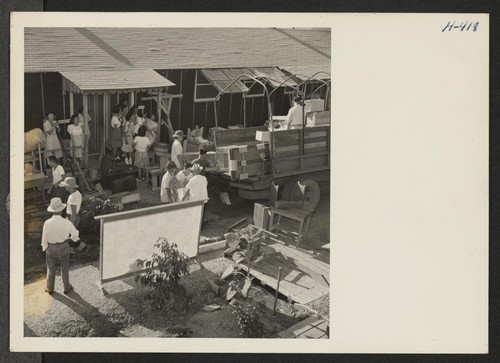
[47,197,66,213]
[60,177,79,189]
[173,130,185,139]
[190,163,204,172]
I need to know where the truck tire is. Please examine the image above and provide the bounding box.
[283,179,321,211]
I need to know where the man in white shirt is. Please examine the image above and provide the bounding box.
[60,177,90,255]
[41,198,79,294]
[183,163,209,228]
[286,96,304,130]
[171,130,184,169]
[183,163,208,202]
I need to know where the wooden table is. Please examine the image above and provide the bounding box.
[24,173,48,204]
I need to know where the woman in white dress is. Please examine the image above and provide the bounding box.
[43,112,63,164]
[67,114,84,162]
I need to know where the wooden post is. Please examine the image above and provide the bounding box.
[156,89,162,142]
[273,266,282,315]
[102,93,109,159]
[82,94,89,168]
[129,92,134,107]
[40,73,45,117]
[62,94,66,119]
[243,95,247,128]
[69,92,74,116]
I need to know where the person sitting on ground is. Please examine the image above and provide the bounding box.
[59,177,91,255]
[133,125,151,181]
[171,130,185,170]
[47,155,67,200]
[175,161,193,188]
[192,148,211,175]
[41,197,79,295]
[161,161,179,204]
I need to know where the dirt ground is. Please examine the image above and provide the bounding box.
[23,174,330,338]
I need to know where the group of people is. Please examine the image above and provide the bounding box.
[43,107,92,166]
[107,100,158,181]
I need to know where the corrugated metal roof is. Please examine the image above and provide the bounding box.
[25,28,331,73]
[60,69,174,94]
[201,69,249,93]
[280,65,331,81]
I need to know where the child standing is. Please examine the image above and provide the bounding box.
[122,111,135,166]
[161,161,178,204]
[133,125,151,181]
[47,155,68,201]
[67,114,84,163]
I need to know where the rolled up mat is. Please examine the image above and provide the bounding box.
[24,128,46,153]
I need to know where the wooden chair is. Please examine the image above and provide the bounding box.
[269,181,315,248]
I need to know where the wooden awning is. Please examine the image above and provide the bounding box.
[200,69,249,93]
[61,68,175,95]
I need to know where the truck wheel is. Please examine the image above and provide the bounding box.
[283,179,321,211]
[282,178,301,201]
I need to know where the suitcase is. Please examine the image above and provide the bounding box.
[111,175,137,194]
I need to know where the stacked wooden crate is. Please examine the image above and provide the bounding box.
[227,143,270,181]
[214,126,269,180]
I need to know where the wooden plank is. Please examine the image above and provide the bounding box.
[30,210,51,218]
[239,252,329,304]
[214,126,267,147]
[273,133,328,147]
[278,316,328,339]
[271,244,329,275]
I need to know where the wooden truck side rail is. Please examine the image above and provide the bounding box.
[271,125,330,179]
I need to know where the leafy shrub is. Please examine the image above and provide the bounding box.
[231,301,264,338]
[79,195,123,233]
[135,238,190,313]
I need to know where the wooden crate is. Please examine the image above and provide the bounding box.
[253,203,271,230]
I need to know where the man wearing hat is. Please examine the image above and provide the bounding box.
[41,197,79,294]
[171,130,185,170]
[60,177,90,254]
[286,96,304,130]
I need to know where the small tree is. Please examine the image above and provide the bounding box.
[224,229,265,300]
[231,301,264,338]
[135,237,190,313]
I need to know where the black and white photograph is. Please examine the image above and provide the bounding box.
[21,25,331,339]
[10,12,488,354]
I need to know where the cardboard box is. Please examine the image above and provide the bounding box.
[256,130,271,142]
[307,111,330,125]
[305,99,325,113]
